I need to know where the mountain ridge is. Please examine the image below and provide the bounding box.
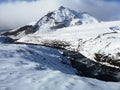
[1,6,99,38]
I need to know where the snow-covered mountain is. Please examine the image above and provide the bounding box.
[1,6,120,90]
[1,6,99,38]
[17,21,120,68]
[35,6,99,33]
[1,6,120,69]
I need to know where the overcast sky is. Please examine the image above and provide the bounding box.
[0,0,120,29]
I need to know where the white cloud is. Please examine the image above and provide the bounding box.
[0,0,59,29]
[59,0,120,21]
[0,0,120,29]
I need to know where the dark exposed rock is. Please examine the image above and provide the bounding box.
[109,26,120,31]
[24,26,35,34]
[14,40,71,49]
[45,12,53,17]
[1,25,35,36]
[117,52,120,57]
[94,53,120,67]
[41,40,71,49]
[51,23,66,29]
[62,50,120,82]
[75,20,82,25]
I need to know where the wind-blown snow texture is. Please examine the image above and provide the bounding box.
[0,44,120,90]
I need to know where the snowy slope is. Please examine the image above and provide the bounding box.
[0,44,120,90]
[1,6,99,38]
[17,21,120,68]
[36,6,99,33]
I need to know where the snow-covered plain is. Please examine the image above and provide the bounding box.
[0,44,120,90]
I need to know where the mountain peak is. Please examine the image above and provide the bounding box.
[1,6,99,37]
[35,6,99,32]
[59,6,66,10]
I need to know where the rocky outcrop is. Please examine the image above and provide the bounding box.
[62,50,120,82]
[41,40,70,49]
[14,40,71,49]
[94,53,120,68]
[1,25,35,36]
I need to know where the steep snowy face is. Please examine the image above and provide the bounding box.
[1,6,99,37]
[36,6,99,32]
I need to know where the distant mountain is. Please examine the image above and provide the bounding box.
[1,6,99,38]
[35,6,99,32]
